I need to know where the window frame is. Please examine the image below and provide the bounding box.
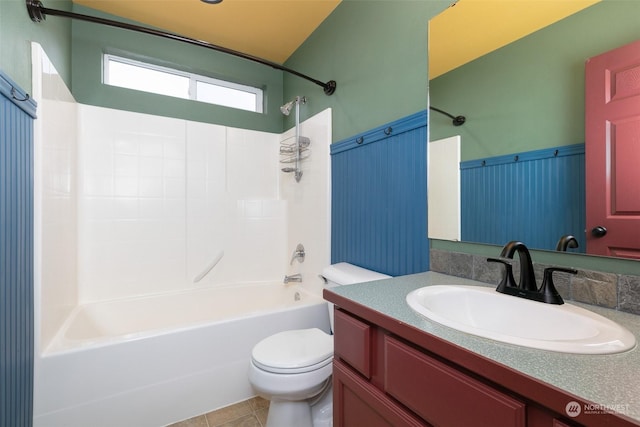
[103,54,264,113]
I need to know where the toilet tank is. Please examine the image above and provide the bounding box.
[321,262,391,332]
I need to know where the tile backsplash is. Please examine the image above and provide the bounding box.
[430,249,640,315]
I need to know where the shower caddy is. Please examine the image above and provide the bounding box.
[280,96,310,183]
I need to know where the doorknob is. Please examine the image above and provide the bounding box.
[591,226,607,238]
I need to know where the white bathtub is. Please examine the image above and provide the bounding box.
[33,282,330,427]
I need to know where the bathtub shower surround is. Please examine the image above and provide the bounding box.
[32,44,79,359]
[32,44,332,427]
[77,107,286,301]
[280,110,332,297]
[75,104,332,302]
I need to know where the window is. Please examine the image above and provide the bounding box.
[103,54,263,113]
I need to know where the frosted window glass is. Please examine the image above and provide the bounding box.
[196,81,257,112]
[103,55,263,113]
[106,60,189,99]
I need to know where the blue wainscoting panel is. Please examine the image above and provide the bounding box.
[331,111,429,276]
[461,144,585,251]
[1,72,36,427]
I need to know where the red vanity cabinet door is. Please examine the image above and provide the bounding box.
[333,359,429,427]
[384,336,526,427]
[553,419,576,427]
[527,404,582,427]
[334,308,373,378]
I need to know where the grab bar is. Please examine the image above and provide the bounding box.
[193,250,224,283]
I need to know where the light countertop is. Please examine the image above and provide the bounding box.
[326,271,640,424]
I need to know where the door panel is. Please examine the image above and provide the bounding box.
[585,39,640,258]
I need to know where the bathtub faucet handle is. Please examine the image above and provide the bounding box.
[283,274,302,284]
[290,243,305,265]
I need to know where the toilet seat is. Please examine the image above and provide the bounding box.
[252,328,334,374]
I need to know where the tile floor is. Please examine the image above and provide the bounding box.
[167,397,269,427]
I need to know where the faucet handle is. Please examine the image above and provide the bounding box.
[487,257,517,292]
[290,243,305,265]
[539,267,577,305]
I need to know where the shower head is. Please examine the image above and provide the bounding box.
[280,96,306,116]
[280,100,295,116]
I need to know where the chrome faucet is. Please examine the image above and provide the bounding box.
[488,241,577,305]
[283,273,302,284]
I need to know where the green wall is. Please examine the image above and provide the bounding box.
[70,0,453,137]
[429,0,640,162]
[70,5,283,133]
[0,0,72,93]
[430,0,640,275]
[283,0,450,142]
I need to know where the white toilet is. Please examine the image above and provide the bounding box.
[248,262,391,427]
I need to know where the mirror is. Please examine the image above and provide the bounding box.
[428,0,640,260]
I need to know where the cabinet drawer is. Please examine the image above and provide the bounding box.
[334,309,372,378]
[384,336,525,427]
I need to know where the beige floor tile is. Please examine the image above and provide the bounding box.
[216,413,262,427]
[247,396,269,411]
[254,407,268,426]
[170,397,271,427]
[166,414,208,427]
[205,400,253,426]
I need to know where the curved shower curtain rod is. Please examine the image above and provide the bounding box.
[25,0,337,96]
[429,106,466,126]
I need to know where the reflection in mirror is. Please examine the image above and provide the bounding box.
[428,136,461,242]
[428,0,640,260]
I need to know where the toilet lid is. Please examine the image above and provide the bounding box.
[252,328,334,374]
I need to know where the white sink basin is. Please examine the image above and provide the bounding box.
[406,285,636,354]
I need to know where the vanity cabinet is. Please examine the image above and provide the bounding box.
[329,305,625,427]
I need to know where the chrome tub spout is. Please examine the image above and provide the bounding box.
[283,274,302,284]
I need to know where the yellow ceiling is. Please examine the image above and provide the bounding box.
[72,0,342,64]
[72,0,600,75]
[429,0,601,78]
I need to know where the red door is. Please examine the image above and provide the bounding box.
[585,39,640,259]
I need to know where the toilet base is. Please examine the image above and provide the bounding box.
[266,400,313,427]
[311,386,333,427]
[264,382,333,427]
